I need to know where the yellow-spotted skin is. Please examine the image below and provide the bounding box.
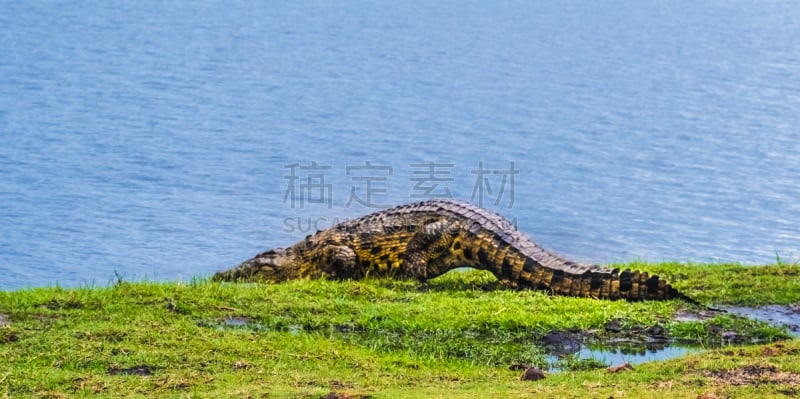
[215,200,699,305]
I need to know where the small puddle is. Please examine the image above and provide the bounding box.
[542,304,800,370]
[562,345,701,369]
[542,333,703,371]
[539,328,705,371]
[223,316,251,327]
[723,305,800,336]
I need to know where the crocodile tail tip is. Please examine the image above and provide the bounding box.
[672,289,725,312]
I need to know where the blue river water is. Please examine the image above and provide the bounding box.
[1,1,799,290]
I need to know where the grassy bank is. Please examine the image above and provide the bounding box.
[1,263,798,398]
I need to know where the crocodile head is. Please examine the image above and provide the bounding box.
[213,248,299,282]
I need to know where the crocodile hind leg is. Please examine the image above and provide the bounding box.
[401,219,461,280]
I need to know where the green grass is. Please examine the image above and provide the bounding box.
[0,263,798,398]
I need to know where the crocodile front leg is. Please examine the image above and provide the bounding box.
[316,244,359,279]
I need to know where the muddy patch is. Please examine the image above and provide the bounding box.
[599,318,672,345]
[672,308,720,323]
[215,316,305,335]
[542,331,582,355]
[320,392,372,399]
[0,328,19,344]
[707,364,800,387]
[0,314,15,344]
[108,365,157,376]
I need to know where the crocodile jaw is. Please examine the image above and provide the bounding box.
[214,248,298,282]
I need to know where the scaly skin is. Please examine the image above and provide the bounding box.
[214,199,698,303]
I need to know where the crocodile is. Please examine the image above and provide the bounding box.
[214,199,698,303]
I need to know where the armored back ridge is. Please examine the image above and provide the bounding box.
[214,199,698,304]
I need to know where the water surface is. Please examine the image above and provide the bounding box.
[1,1,799,289]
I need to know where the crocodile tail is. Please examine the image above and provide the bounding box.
[581,267,696,302]
[523,265,697,303]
